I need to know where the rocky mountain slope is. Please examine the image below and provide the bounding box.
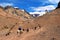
[0,2,60,40]
[0,6,33,36]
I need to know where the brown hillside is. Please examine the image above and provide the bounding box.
[0,3,60,40]
[4,6,33,20]
[16,8,60,40]
[0,6,33,36]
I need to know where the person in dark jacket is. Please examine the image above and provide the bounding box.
[17,27,23,34]
[34,27,37,30]
[26,28,29,32]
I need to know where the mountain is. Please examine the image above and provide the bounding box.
[20,3,60,40]
[4,6,33,20]
[0,2,60,40]
[23,2,60,40]
[0,6,33,36]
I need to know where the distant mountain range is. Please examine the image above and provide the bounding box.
[0,6,33,20]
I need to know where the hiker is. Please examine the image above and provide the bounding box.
[51,38,56,40]
[26,28,29,32]
[5,32,11,36]
[22,29,25,31]
[16,23,17,25]
[38,25,41,28]
[38,24,41,28]
[17,27,23,34]
[34,27,37,30]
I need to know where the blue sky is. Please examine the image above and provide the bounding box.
[0,0,60,15]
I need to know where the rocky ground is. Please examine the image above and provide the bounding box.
[0,2,60,40]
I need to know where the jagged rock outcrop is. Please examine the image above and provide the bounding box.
[56,1,60,9]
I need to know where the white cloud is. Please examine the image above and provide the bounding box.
[30,5,56,12]
[49,0,60,4]
[30,12,46,16]
[0,3,13,7]
[29,5,56,16]
[29,0,60,16]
